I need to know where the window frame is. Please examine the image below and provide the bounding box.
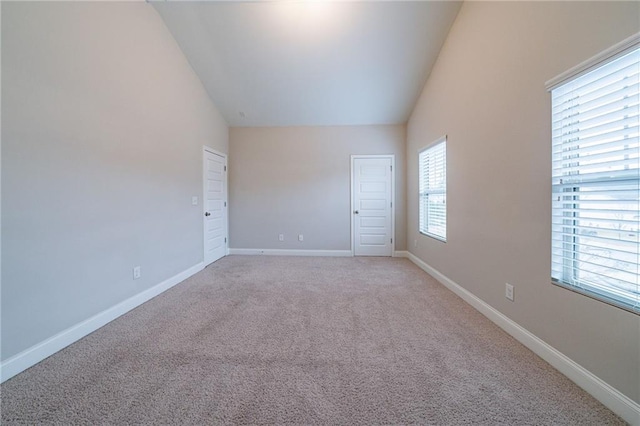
[418,135,447,242]
[547,34,640,315]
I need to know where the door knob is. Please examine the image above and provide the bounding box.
[353,210,359,214]
[205,212,211,217]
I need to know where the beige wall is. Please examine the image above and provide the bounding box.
[229,126,406,252]
[1,2,228,360]
[407,1,640,403]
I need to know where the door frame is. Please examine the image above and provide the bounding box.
[203,146,229,265]
[350,154,395,257]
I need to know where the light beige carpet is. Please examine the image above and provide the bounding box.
[1,256,624,424]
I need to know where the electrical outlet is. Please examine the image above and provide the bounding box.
[298,234,304,242]
[279,234,284,241]
[505,283,514,301]
[133,266,141,280]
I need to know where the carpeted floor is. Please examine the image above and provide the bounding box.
[1,256,624,424]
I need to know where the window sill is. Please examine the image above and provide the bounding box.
[419,231,447,243]
[551,279,639,316]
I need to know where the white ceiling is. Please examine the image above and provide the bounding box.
[153,1,462,127]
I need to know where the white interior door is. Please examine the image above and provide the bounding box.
[203,149,227,266]
[352,157,393,256]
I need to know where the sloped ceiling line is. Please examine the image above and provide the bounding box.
[153,1,462,127]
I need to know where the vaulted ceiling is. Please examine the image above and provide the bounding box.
[153,1,462,127]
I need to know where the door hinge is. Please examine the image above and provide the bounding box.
[224,201,227,207]
[390,165,392,171]
[224,165,227,172]
[390,202,393,208]
[225,237,227,243]
[391,238,393,243]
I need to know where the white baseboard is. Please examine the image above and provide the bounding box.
[1,262,205,383]
[405,251,640,425]
[393,250,409,258]
[229,248,353,257]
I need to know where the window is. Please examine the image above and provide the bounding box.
[550,41,639,314]
[419,136,447,241]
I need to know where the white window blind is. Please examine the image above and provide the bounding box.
[551,45,640,314]
[419,137,447,241]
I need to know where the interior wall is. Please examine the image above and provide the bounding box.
[407,1,640,403]
[229,126,406,252]
[1,2,228,361]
